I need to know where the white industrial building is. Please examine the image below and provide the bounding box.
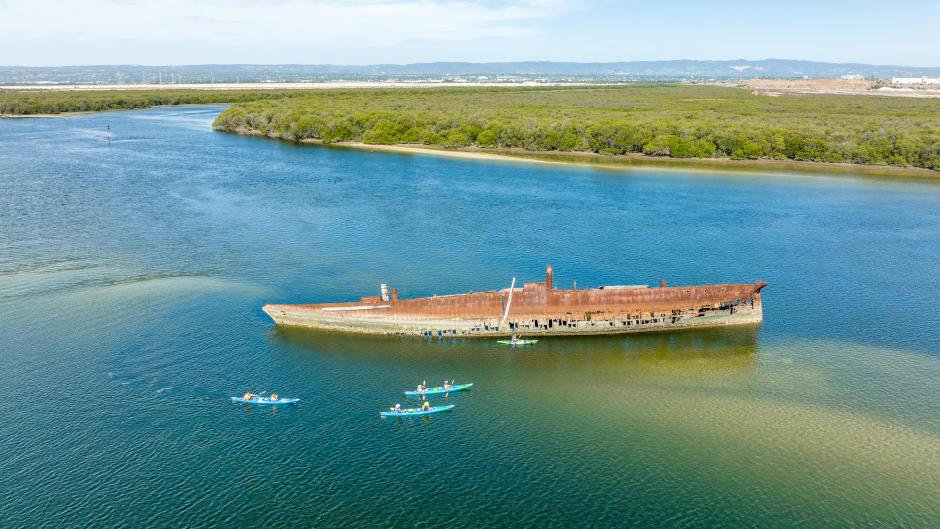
[891,77,940,84]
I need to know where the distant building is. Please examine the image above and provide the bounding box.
[891,77,940,84]
[841,74,864,80]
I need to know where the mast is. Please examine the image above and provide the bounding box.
[499,277,516,331]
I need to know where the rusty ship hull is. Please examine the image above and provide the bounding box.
[262,267,766,338]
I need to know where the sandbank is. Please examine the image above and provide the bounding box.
[289,138,940,180]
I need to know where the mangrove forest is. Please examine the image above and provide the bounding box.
[212,85,940,170]
[3,85,938,170]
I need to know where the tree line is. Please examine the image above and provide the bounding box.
[0,89,307,115]
[3,85,937,169]
[212,86,940,170]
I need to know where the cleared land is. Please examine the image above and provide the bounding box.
[745,78,940,98]
[212,85,940,171]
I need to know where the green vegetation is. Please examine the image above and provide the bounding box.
[0,89,307,115]
[211,85,940,170]
[3,85,937,170]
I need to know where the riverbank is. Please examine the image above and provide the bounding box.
[0,102,222,119]
[213,85,940,172]
[293,137,940,180]
[0,113,64,118]
[6,83,938,175]
[0,87,308,116]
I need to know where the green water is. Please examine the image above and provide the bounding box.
[0,106,937,528]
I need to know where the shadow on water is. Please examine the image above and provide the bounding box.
[268,323,760,375]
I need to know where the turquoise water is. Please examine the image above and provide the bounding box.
[1,106,938,528]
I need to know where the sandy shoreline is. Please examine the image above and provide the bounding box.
[307,140,561,166]
[291,138,939,180]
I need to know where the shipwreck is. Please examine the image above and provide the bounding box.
[262,266,766,337]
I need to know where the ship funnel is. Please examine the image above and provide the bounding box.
[546,266,553,290]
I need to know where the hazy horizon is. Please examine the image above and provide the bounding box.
[4,1,939,67]
[2,58,939,69]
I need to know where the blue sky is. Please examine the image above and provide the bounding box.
[2,0,938,66]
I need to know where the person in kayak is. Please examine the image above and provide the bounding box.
[422,400,431,411]
[394,404,402,413]
[270,393,278,401]
[443,380,452,390]
[242,391,257,400]
[511,334,518,345]
[416,384,424,393]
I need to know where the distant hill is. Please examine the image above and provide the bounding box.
[2,60,938,85]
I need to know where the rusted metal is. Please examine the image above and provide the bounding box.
[266,266,766,324]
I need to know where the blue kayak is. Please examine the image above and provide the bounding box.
[380,404,455,417]
[404,383,473,396]
[231,396,299,405]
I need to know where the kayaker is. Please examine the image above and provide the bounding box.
[422,401,431,411]
[416,384,424,393]
[394,404,402,413]
[511,334,518,345]
[443,380,452,390]
[242,391,256,400]
[270,393,279,401]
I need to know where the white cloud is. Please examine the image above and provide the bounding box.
[1,0,574,48]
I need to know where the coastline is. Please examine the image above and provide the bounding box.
[0,102,225,119]
[3,101,935,179]
[0,113,65,118]
[289,137,940,180]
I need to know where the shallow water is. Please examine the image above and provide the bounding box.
[0,106,938,528]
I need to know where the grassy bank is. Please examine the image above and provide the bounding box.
[213,85,940,170]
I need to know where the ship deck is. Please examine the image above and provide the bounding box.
[262,267,766,337]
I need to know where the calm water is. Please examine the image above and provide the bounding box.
[1,106,938,528]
